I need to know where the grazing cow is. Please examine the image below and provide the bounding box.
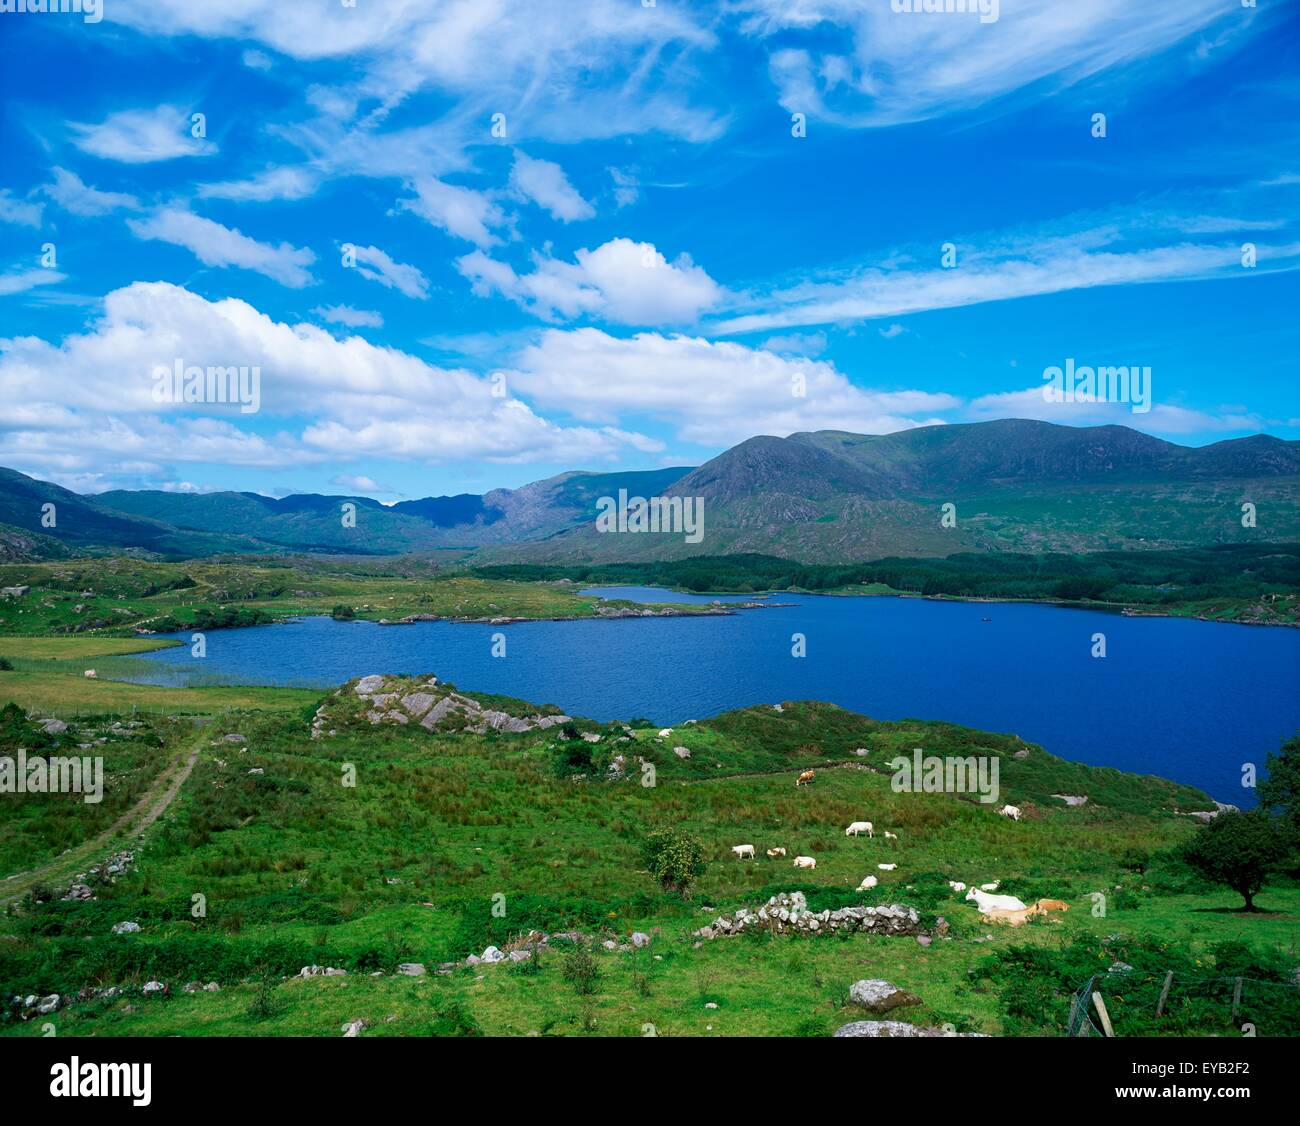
[84,669,97,679]
[883,831,898,840]
[980,881,1000,891]
[877,863,897,871]
[792,855,816,870]
[856,876,878,891]
[796,770,815,787]
[845,821,874,838]
[731,844,755,860]
[766,847,787,858]
[658,728,673,738]
[1035,898,1070,913]
[965,887,1027,913]
[980,905,1040,927]
[948,881,967,892]
[997,804,1021,820]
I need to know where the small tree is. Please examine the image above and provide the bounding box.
[640,828,706,898]
[1180,810,1291,911]
[1258,735,1300,831]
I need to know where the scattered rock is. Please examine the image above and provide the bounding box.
[342,1019,367,1038]
[396,963,426,977]
[111,921,141,935]
[835,1021,986,1038]
[849,980,922,1013]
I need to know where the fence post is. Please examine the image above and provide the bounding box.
[1092,991,1115,1037]
[1156,970,1174,1017]
[1231,977,1243,1022]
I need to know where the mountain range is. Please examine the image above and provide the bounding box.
[3,420,1297,564]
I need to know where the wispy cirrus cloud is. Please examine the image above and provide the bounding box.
[127,208,317,287]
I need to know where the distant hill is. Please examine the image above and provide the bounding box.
[2,421,1296,562]
[479,420,1300,563]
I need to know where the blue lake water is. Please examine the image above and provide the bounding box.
[125,589,1300,805]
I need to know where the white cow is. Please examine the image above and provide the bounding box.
[878,863,897,871]
[84,669,97,678]
[766,847,786,858]
[731,844,755,860]
[980,881,1000,891]
[845,821,874,838]
[948,881,967,892]
[965,887,1027,913]
[997,804,1022,821]
[658,728,673,738]
[856,875,878,891]
[883,831,898,840]
[792,856,816,870]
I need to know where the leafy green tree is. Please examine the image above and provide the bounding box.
[1180,810,1291,911]
[640,827,706,898]
[1258,735,1300,830]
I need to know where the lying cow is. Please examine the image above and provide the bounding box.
[792,855,816,869]
[856,875,878,891]
[981,905,1040,927]
[883,831,898,840]
[845,821,873,838]
[1035,898,1070,913]
[766,847,787,858]
[965,887,1027,913]
[877,863,897,871]
[731,844,755,860]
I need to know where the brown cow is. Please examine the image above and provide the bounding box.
[796,770,815,787]
[1034,899,1070,914]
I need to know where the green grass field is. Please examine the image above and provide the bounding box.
[1,642,1295,1038]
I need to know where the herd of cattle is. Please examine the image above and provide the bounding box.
[724,770,1057,925]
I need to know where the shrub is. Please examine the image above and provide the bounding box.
[640,828,706,898]
[561,946,600,996]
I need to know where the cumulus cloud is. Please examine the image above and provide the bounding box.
[505,327,959,446]
[458,238,723,326]
[0,282,657,481]
[398,177,505,246]
[127,208,317,288]
[69,105,216,163]
[509,152,594,222]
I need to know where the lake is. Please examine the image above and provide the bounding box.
[125,588,1300,805]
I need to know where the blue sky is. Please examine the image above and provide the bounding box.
[0,0,1297,501]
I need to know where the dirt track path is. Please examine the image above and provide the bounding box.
[0,732,204,908]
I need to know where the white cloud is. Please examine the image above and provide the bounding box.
[127,208,317,288]
[714,224,1300,335]
[242,48,273,70]
[967,385,1264,435]
[397,177,505,246]
[346,244,429,300]
[0,267,66,297]
[330,473,392,494]
[313,305,384,329]
[759,331,828,356]
[878,323,907,339]
[735,0,1249,127]
[506,327,959,446]
[197,166,318,202]
[0,282,657,481]
[509,152,594,222]
[0,190,43,228]
[69,105,215,163]
[44,167,141,216]
[458,237,723,326]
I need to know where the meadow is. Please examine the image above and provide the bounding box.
[1,638,1296,1038]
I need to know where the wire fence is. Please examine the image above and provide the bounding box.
[1069,968,1300,1036]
